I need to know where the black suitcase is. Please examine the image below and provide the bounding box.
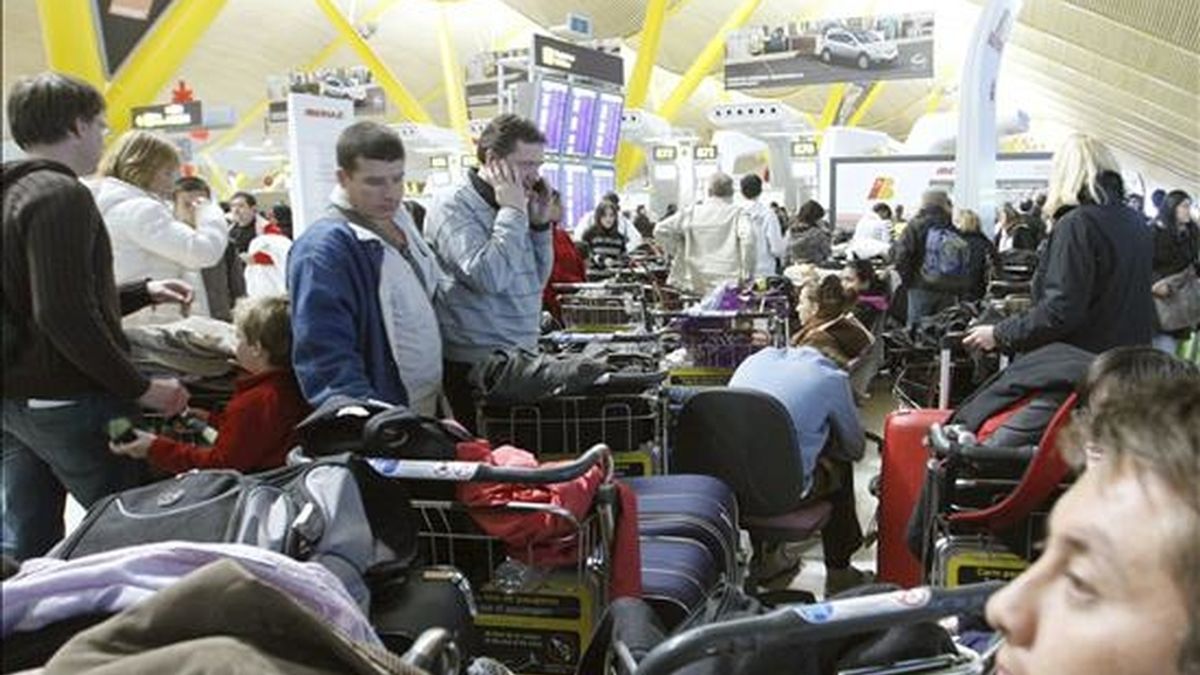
[369,565,478,659]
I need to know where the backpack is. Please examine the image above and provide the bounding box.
[48,459,413,607]
[919,223,972,291]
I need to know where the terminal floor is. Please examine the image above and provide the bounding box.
[61,382,900,600]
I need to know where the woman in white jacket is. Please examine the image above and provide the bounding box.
[90,130,228,325]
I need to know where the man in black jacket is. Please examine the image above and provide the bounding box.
[2,73,192,559]
[892,190,963,328]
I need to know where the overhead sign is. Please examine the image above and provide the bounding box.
[725,11,934,90]
[533,34,624,86]
[97,0,178,77]
[131,102,203,131]
[266,67,386,123]
[465,49,529,109]
[694,145,718,161]
[791,139,818,158]
[428,156,450,170]
[652,146,677,162]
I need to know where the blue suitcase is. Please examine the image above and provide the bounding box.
[640,535,720,631]
[625,475,740,582]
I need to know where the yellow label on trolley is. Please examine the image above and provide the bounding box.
[543,450,656,478]
[944,551,1028,587]
[667,367,734,387]
[474,575,599,675]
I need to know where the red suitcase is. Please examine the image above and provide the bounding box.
[876,408,950,588]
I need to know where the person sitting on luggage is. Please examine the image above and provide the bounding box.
[790,273,873,368]
[735,276,874,595]
[786,200,833,266]
[985,380,1200,675]
[580,201,628,269]
[110,296,309,473]
[842,257,890,330]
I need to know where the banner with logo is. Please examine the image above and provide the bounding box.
[829,153,1051,231]
[287,93,353,237]
[725,12,934,89]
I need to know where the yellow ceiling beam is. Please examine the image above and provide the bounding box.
[616,0,673,187]
[817,83,848,130]
[206,0,403,154]
[104,0,229,139]
[315,0,432,124]
[656,0,762,124]
[846,82,885,127]
[36,0,106,91]
[436,5,471,140]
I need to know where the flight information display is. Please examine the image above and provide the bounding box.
[591,167,615,204]
[564,87,598,158]
[592,93,624,161]
[536,81,570,155]
[539,162,562,193]
[562,163,592,231]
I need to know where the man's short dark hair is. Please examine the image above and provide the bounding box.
[174,176,211,198]
[230,191,257,207]
[602,192,620,206]
[475,114,546,164]
[740,174,764,200]
[337,121,406,173]
[7,73,106,149]
[872,202,893,220]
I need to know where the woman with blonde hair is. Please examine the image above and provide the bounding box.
[955,208,996,301]
[89,130,228,324]
[965,133,1154,354]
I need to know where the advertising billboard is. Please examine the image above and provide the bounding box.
[725,12,934,89]
[829,153,1052,231]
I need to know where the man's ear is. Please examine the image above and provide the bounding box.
[336,167,350,188]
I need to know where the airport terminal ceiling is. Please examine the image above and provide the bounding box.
[1,0,1196,187]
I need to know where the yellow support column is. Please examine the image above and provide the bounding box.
[314,0,432,124]
[36,0,106,90]
[104,0,229,138]
[817,83,847,130]
[657,0,762,123]
[846,82,885,127]
[616,0,672,187]
[436,6,470,139]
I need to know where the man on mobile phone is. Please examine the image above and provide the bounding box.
[424,114,553,429]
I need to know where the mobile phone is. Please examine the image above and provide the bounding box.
[107,418,138,444]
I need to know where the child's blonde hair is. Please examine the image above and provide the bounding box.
[233,296,291,368]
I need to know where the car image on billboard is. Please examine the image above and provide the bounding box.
[725,12,934,89]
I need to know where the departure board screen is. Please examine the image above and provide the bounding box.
[562,163,592,231]
[592,93,624,161]
[565,87,598,157]
[536,81,570,154]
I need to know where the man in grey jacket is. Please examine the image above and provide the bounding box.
[424,114,553,428]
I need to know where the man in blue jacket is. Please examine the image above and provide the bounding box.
[287,122,444,413]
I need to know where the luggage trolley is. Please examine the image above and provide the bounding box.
[367,445,618,675]
[553,283,647,334]
[655,309,788,387]
[477,384,666,478]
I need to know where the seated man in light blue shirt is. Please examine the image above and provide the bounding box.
[730,338,871,595]
[729,346,865,493]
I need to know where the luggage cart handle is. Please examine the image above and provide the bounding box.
[635,582,1004,675]
[927,424,1038,464]
[362,444,614,484]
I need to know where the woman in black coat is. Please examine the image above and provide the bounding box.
[965,134,1155,355]
[1150,189,1199,353]
[955,208,997,302]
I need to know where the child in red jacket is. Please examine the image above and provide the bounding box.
[110,296,309,473]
